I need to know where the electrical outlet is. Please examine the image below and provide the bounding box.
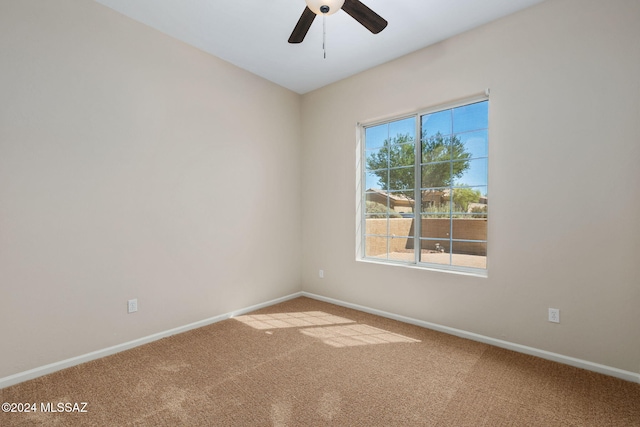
[319,269,324,279]
[128,299,138,313]
[548,308,560,323]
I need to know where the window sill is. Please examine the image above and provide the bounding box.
[357,257,488,278]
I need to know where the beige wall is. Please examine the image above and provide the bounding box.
[301,0,640,374]
[0,0,302,378]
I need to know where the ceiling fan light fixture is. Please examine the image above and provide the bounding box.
[305,0,345,16]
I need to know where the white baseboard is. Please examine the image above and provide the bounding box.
[301,292,640,384]
[0,292,303,389]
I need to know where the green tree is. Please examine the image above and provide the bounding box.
[452,187,481,212]
[366,132,471,210]
[365,133,415,199]
[421,132,471,188]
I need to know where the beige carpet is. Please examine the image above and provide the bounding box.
[1,297,639,426]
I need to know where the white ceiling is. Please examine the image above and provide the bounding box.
[93,0,545,94]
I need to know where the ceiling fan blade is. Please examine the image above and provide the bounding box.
[341,0,388,34]
[288,7,316,43]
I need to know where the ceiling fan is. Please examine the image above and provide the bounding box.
[288,0,388,44]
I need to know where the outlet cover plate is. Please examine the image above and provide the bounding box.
[128,299,138,313]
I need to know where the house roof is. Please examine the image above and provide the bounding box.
[366,188,413,202]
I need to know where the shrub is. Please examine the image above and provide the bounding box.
[366,201,402,218]
[470,205,488,218]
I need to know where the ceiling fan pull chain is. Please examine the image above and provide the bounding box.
[323,13,327,59]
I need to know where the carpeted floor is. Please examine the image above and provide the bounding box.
[1,296,639,426]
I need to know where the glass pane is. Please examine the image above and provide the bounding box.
[422,110,452,138]
[452,216,487,241]
[365,124,388,150]
[365,146,389,173]
[451,187,486,213]
[420,190,450,213]
[365,189,388,207]
[388,190,415,214]
[365,171,386,191]
[389,117,416,140]
[365,235,388,259]
[364,214,389,236]
[458,130,488,159]
[366,144,414,190]
[421,163,451,188]
[389,167,414,191]
[421,216,451,239]
[422,134,452,163]
[419,239,450,265]
[452,241,487,269]
[452,158,488,187]
[388,213,413,235]
[388,143,415,166]
[453,101,488,134]
[389,237,414,262]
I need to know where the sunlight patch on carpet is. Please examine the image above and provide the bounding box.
[300,324,421,347]
[234,311,355,330]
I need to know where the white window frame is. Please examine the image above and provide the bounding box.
[356,94,489,277]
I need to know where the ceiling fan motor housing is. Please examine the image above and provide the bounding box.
[305,0,345,15]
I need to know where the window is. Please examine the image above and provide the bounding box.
[360,98,488,274]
